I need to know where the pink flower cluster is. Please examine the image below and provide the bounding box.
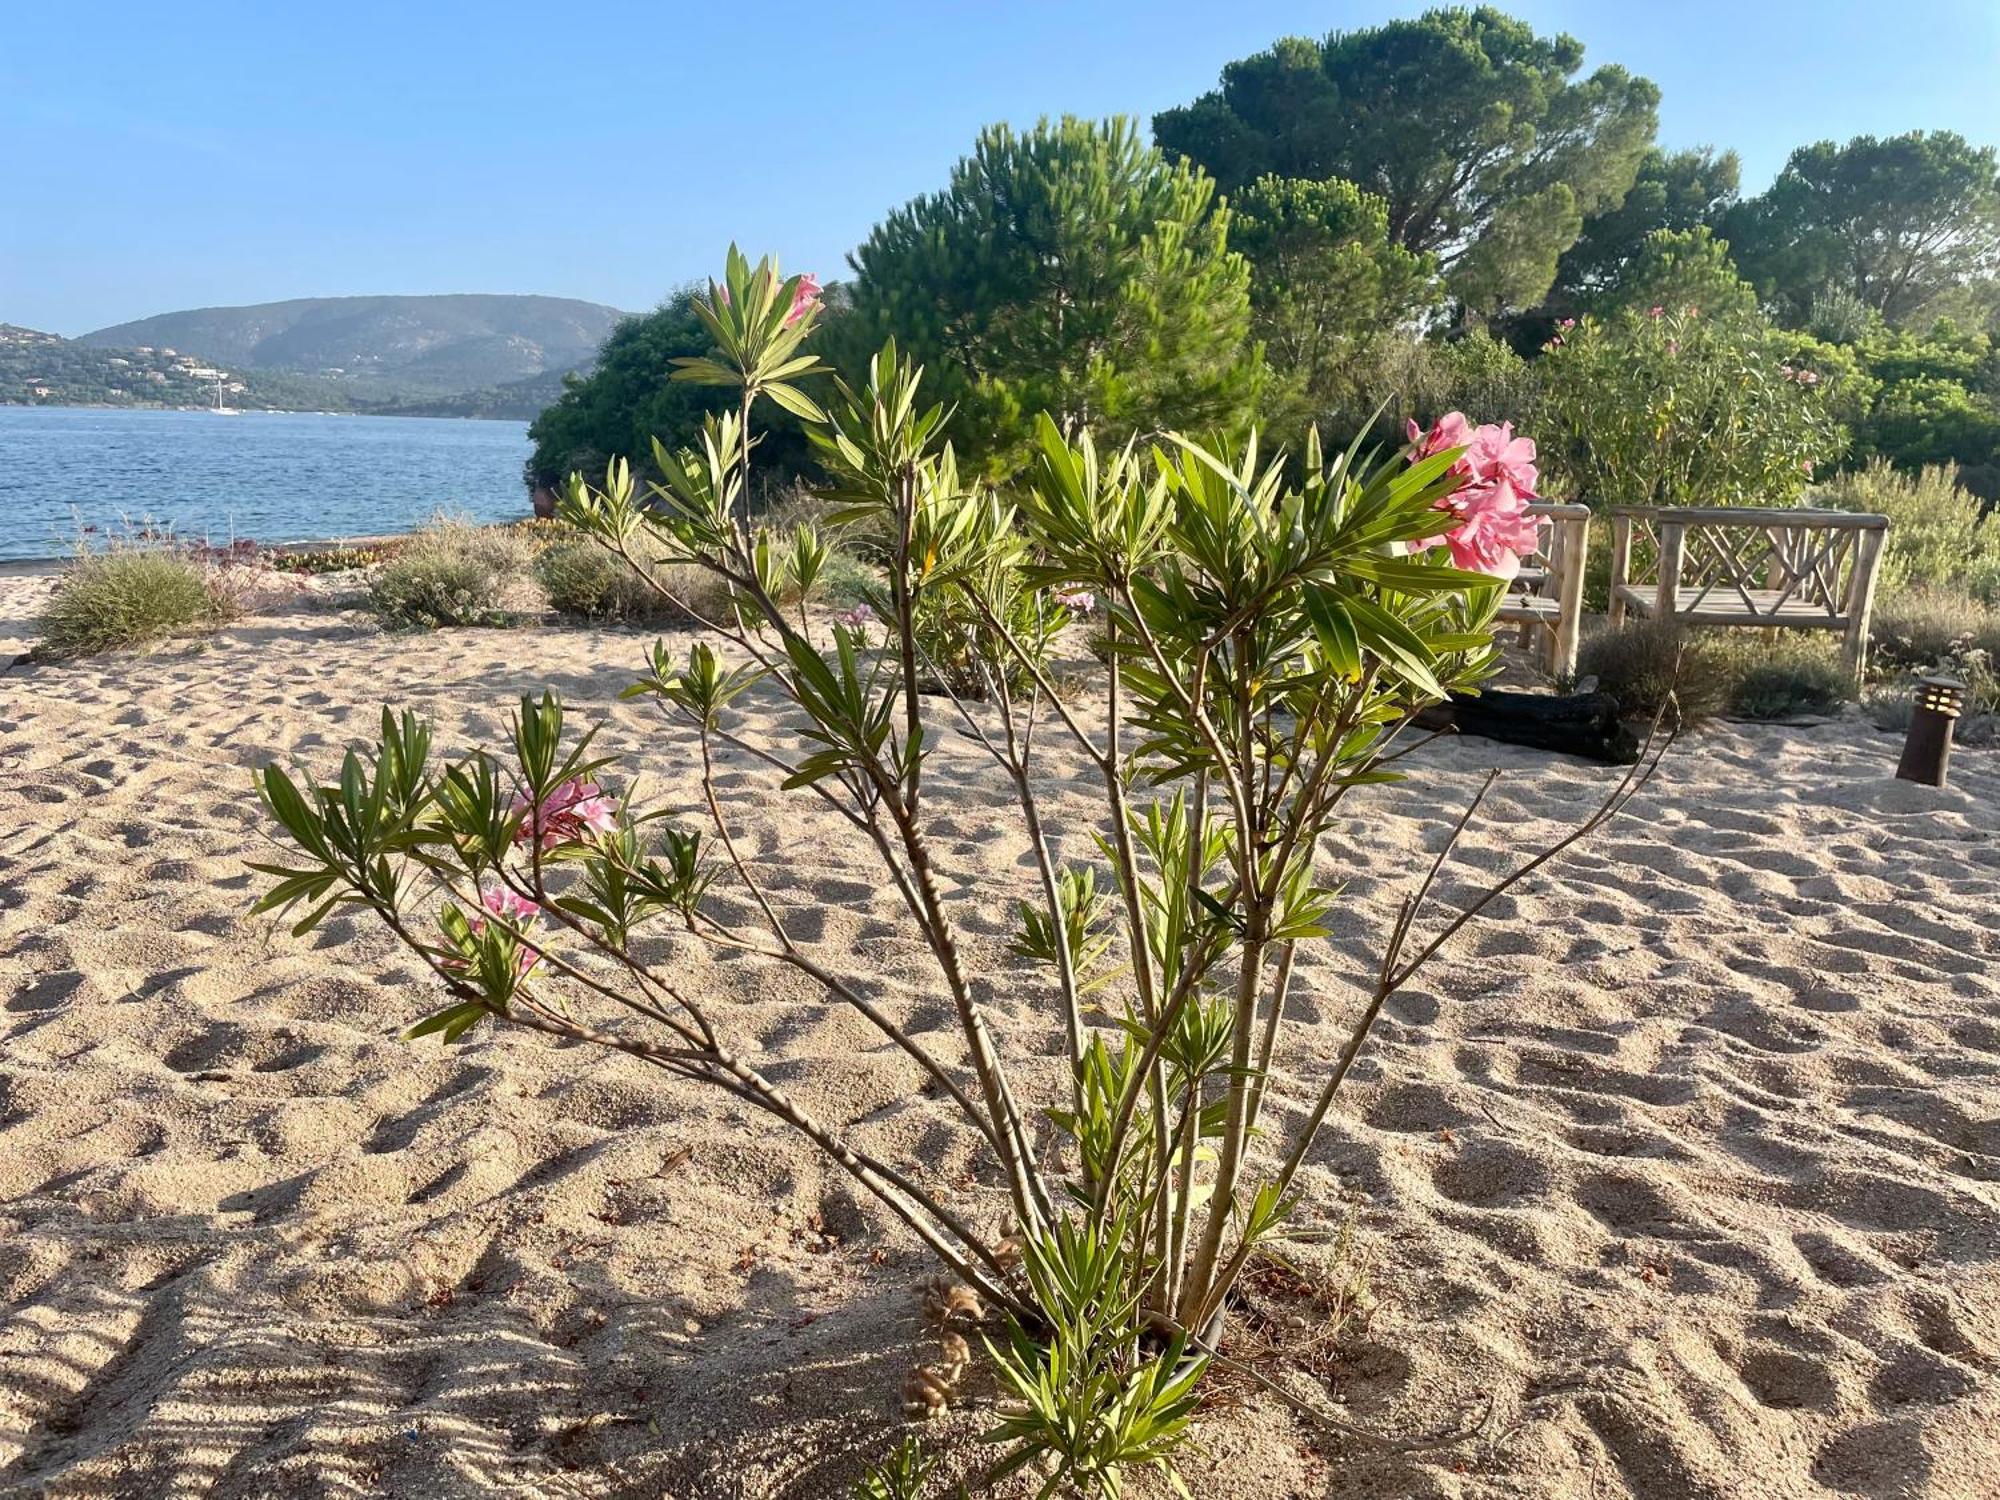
[787,273,823,327]
[1778,364,1820,386]
[1051,586,1096,615]
[835,602,875,631]
[509,777,618,851]
[1405,412,1546,580]
[445,886,542,976]
[714,271,820,327]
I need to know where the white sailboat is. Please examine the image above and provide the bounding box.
[209,369,241,415]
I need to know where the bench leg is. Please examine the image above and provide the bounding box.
[1842,527,1886,686]
[1553,516,1588,680]
[1607,516,1630,629]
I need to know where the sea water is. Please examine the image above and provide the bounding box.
[0,406,534,561]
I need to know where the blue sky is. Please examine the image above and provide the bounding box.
[4,1,1998,335]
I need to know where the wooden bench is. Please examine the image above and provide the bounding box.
[1499,502,1591,679]
[1606,506,1890,679]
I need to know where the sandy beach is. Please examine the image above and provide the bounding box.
[1,578,1996,1498]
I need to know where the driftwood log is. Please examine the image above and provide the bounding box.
[1415,688,1641,765]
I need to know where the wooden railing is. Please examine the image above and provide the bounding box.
[1606,506,1890,678]
[1499,502,1591,679]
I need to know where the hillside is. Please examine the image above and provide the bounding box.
[375,367,579,421]
[0,323,367,411]
[80,294,624,395]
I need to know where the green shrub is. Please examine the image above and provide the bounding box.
[1726,645,1852,720]
[534,535,646,619]
[1575,620,1728,724]
[1866,587,2000,743]
[1819,458,2000,602]
[1536,305,1846,509]
[248,252,1627,1499]
[35,547,237,658]
[1580,623,1857,723]
[270,544,395,575]
[534,532,744,624]
[1870,587,2000,669]
[368,517,536,630]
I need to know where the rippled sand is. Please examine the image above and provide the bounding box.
[2,580,1996,1498]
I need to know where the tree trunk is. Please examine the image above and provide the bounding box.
[1415,689,1642,765]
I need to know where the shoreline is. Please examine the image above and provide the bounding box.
[0,402,532,424]
[0,528,483,577]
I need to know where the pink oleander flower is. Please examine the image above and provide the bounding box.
[480,886,541,924]
[1799,369,1819,386]
[1406,410,1472,461]
[1647,305,1664,319]
[444,886,543,975]
[787,273,823,326]
[509,777,618,850]
[1051,586,1096,614]
[1558,318,1576,330]
[835,602,875,631]
[1404,412,1546,580]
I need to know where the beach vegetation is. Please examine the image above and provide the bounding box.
[34,541,242,658]
[368,514,537,630]
[270,543,397,575]
[1723,640,1854,721]
[1819,458,2000,603]
[1576,621,1858,725]
[1864,586,2000,742]
[1575,620,1728,725]
[533,529,736,625]
[247,248,1663,1492]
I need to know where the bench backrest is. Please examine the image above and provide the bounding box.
[1607,505,1889,617]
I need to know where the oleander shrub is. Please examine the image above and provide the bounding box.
[1536,304,1846,509]
[35,544,240,658]
[247,250,1662,1494]
[368,516,537,630]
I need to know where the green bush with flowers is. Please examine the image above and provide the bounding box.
[1535,302,1848,508]
[244,248,1659,1495]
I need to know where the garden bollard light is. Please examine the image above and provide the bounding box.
[1895,676,1965,788]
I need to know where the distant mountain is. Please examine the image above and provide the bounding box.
[80,294,625,396]
[374,367,580,422]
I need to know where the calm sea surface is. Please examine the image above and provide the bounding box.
[0,406,533,561]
